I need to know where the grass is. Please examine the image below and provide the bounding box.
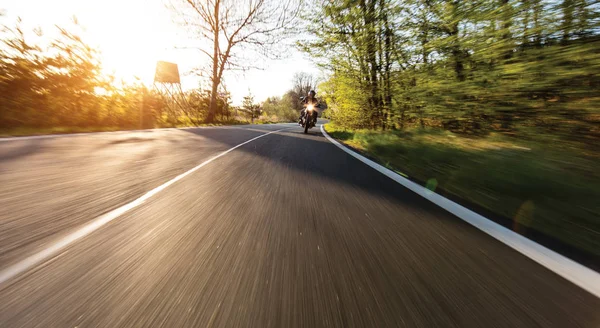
[325,122,600,257]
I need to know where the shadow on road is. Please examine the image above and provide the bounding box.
[0,140,45,162]
[181,123,600,271]
[179,124,455,224]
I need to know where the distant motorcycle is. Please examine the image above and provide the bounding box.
[300,99,319,134]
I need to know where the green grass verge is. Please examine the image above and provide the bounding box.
[324,122,600,256]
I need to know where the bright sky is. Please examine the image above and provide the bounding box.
[1,0,320,105]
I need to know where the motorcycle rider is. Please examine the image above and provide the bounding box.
[299,90,320,126]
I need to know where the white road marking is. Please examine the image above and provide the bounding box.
[320,124,600,299]
[0,127,288,285]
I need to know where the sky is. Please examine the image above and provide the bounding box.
[1,0,320,105]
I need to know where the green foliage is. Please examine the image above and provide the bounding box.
[318,71,370,127]
[262,95,298,122]
[303,0,600,140]
[240,92,262,123]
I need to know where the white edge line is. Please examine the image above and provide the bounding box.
[0,127,288,286]
[320,124,600,299]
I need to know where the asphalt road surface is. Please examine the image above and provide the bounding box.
[0,122,599,327]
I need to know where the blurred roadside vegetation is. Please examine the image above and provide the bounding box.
[325,123,600,256]
[0,17,297,136]
[306,0,599,255]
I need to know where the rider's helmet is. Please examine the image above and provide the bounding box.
[308,90,316,98]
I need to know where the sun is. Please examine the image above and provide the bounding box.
[78,0,179,85]
[3,0,184,86]
[4,0,185,86]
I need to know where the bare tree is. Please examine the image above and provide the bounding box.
[292,71,315,97]
[173,0,301,122]
[286,71,316,110]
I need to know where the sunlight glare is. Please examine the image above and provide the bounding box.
[4,0,185,86]
[86,0,179,85]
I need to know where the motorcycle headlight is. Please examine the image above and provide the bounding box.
[307,105,314,111]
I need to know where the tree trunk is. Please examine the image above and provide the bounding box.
[377,1,385,129]
[532,0,542,47]
[561,0,574,43]
[500,0,514,59]
[419,4,430,64]
[575,0,589,37]
[448,0,466,81]
[449,28,465,81]
[521,0,530,47]
[362,0,380,128]
[382,0,393,129]
[207,0,220,123]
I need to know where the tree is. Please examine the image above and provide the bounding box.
[262,95,297,121]
[292,72,315,97]
[301,0,403,128]
[241,91,261,123]
[303,0,600,136]
[0,18,45,127]
[46,23,104,126]
[0,17,106,127]
[285,71,316,110]
[0,17,169,130]
[173,0,300,123]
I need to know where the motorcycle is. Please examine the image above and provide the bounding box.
[300,103,318,134]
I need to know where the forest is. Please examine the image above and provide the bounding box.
[305,0,599,137]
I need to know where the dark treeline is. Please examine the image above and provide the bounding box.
[303,0,599,142]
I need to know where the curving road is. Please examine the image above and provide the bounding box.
[0,122,599,327]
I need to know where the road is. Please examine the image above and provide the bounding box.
[0,122,598,327]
